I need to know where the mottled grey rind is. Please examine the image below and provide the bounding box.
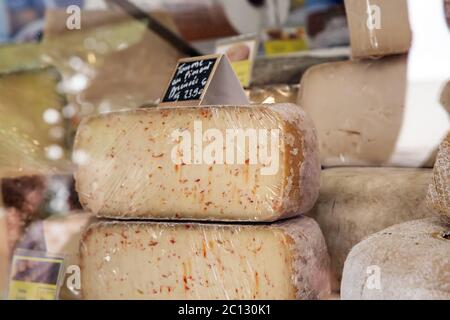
[341,218,450,300]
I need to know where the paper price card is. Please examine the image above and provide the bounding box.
[8,249,64,300]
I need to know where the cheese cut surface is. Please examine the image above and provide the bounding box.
[74,104,320,221]
[307,168,433,290]
[344,0,411,58]
[298,55,438,168]
[341,218,450,300]
[427,133,450,223]
[80,216,331,300]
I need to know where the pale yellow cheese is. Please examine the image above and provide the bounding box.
[80,216,331,300]
[307,168,434,290]
[344,0,411,58]
[298,55,438,167]
[74,104,320,221]
[341,218,450,300]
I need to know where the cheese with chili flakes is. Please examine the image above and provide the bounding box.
[80,216,330,300]
[73,104,320,222]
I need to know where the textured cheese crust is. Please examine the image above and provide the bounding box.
[74,104,320,221]
[80,216,330,300]
[307,168,433,290]
[298,55,437,168]
[427,133,450,224]
[341,218,450,300]
[344,0,411,58]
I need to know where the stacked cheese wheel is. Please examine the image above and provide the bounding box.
[73,104,332,299]
[298,0,450,298]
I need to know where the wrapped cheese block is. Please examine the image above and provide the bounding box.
[74,104,320,221]
[298,55,444,167]
[344,0,411,58]
[80,216,330,300]
[307,168,433,289]
[341,218,450,300]
[17,212,93,300]
[427,134,450,223]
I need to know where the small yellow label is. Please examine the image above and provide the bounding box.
[230,60,252,88]
[8,251,64,300]
[264,39,308,56]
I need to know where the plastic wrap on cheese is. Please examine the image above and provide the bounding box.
[298,55,448,168]
[344,0,412,58]
[74,104,320,222]
[80,216,331,300]
[427,133,450,223]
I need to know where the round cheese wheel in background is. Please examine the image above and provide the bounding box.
[427,133,450,224]
[307,167,434,291]
[341,218,450,300]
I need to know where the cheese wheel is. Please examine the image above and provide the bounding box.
[80,216,331,300]
[344,0,411,58]
[74,104,320,222]
[427,133,450,223]
[307,168,433,290]
[298,55,445,168]
[341,218,450,300]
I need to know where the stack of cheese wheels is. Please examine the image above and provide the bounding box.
[73,104,332,299]
[299,0,449,297]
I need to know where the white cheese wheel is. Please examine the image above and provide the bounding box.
[341,218,450,300]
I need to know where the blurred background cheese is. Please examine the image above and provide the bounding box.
[298,54,444,167]
[307,167,434,290]
[0,67,71,177]
[341,218,450,300]
[344,0,411,58]
[80,216,330,300]
[42,10,184,116]
[427,134,450,224]
[74,104,320,222]
[16,212,93,300]
[0,42,44,73]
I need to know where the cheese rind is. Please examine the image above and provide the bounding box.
[341,218,450,300]
[427,134,450,223]
[344,0,411,58]
[307,168,433,289]
[298,55,439,168]
[74,104,320,221]
[80,216,331,300]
